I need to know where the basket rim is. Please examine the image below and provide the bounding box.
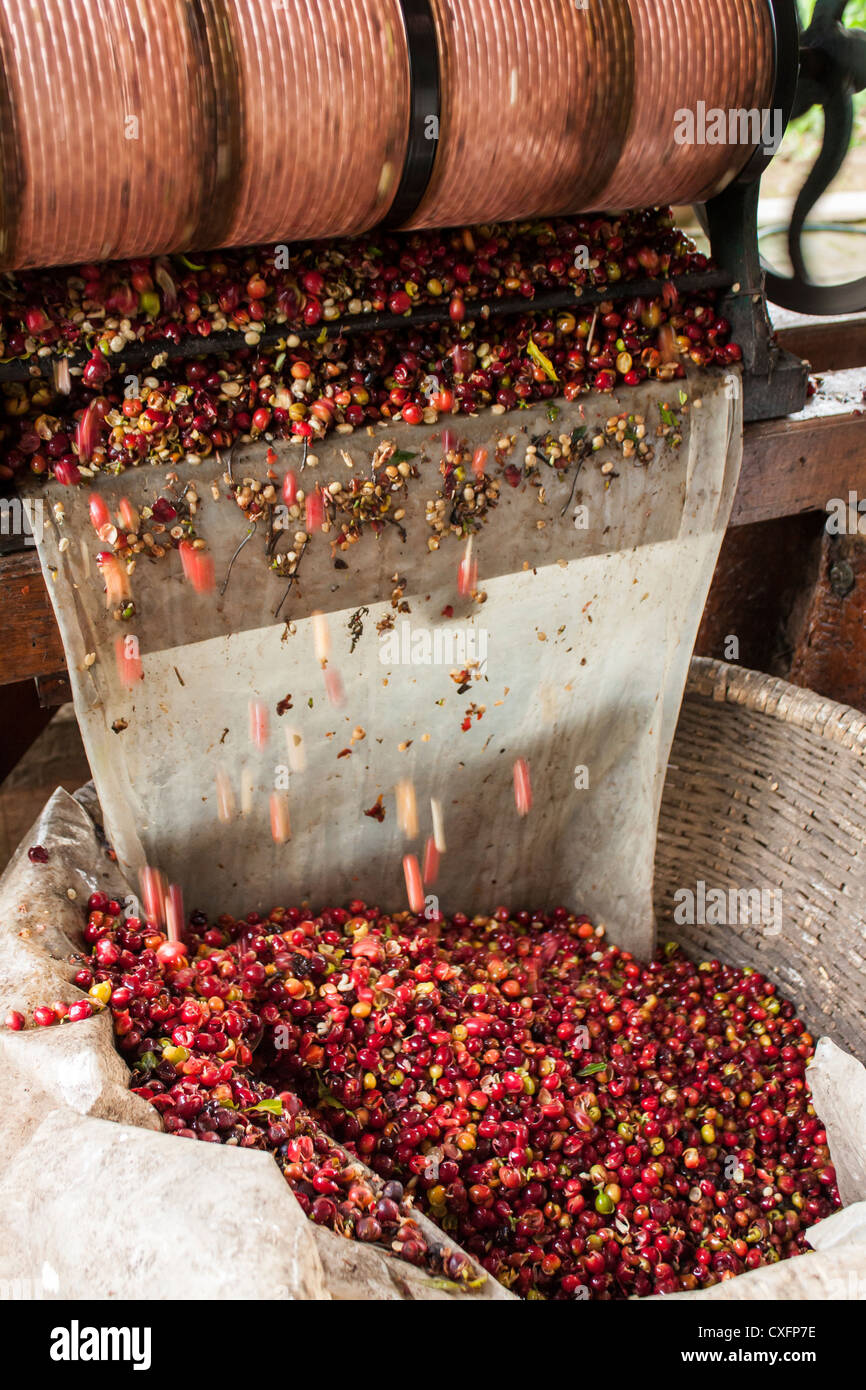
[687,657,866,754]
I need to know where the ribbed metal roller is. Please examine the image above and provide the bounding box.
[0,0,777,270]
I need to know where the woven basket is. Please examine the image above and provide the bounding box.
[655,658,866,1063]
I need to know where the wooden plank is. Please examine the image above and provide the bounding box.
[0,549,65,684]
[775,317,866,374]
[734,368,866,526]
[735,411,866,525]
[35,671,73,706]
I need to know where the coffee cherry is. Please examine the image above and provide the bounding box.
[68,1001,94,1023]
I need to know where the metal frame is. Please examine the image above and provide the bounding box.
[702,0,866,420]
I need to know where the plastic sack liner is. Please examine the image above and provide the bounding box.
[36,377,740,958]
[1,789,865,1300]
[0,787,511,1300]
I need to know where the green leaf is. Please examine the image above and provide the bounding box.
[678,389,688,406]
[179,254,206,271]
[247,1097,283,1115]
[658,403,678,428]
[426,1274,487,1292]
[577,1062,607,1078]
[318,1095,348,1112]
[546,404,561,423]
[315,1078,349,1113]
[391,449,418,465]
[527,337,559,383]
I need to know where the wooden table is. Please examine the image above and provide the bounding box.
[2,318,864,702]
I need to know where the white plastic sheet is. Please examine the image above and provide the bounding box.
[35,377,741,957]
[0,789,511,1300]
[1,789,863,1300]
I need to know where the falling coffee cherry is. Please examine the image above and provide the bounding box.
[311,610,331,663]
[98,551,131,608]
[140,864,167,929]
[115,634,143,688]
[249,697,269,751]
[513,757,532,816]
[215,768,235,823]
[305,486,325,532]
[116,497,139,533]
[323,667,345,708]
[422,836,440,886]
[165,882,185,943]
[88,491,111,532]
[457,536,477,598]
[403,854,425,914]
[178,540,215,594]
[269,791,292,844]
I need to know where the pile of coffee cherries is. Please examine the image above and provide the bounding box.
[8,892,837,1299]
[3,207,716,358]
[0,210,739,489]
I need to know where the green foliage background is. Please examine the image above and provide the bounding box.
[797,0,866,24]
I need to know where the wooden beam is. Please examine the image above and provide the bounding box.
[0,549,65,685]
[35,671,73,706]
[775,317,866,374]
[735,409,866,526]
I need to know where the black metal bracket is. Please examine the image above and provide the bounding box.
[705,181,809,422]
[763,0,866,314]
[701,0,807,421]
[700,0,866,418]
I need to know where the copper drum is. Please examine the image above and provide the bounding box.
[0,0,776,269]
[221,0,410,246]
[408,0,775,227]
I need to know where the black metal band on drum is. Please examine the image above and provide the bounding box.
[379,0,442,230]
